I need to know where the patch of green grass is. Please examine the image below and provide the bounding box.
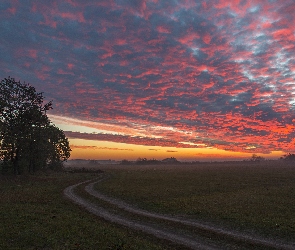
[0,172,168,250]
[97,162,295,240]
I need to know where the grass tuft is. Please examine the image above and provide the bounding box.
[0,172,167,250]
[97,162,295,241]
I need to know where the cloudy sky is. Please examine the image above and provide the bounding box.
[1,0,295,161]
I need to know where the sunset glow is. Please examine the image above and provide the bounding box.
[1,0,295,161]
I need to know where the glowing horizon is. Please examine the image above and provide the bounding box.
[51,114,285,161]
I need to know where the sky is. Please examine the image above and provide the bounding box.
[1,0,295,161]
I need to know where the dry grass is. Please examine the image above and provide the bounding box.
[96,161,295,241]
[0,171,168,250]
[4,161,292,249]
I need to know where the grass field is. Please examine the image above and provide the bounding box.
[0,171,168,250]
[96,161,295,242]
[1,161,294,249]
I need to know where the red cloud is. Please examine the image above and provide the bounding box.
[70,145,134,151]
[59,12,86,23]
[3,0,295,157]
[272,28,294,40]
[156,25,171,34]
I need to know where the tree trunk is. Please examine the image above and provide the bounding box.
[13,148,20,175]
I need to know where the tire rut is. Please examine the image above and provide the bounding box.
[64,176,295,250]
[64,178,218,250]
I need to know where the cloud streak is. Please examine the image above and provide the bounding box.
[70,145,134,151]
[1,0,295,157]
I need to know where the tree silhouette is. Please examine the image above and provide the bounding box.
[250,154,265,162]
[281,153,295,161]
[0,77,71,174]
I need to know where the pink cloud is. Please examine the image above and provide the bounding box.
[2,0,295,157]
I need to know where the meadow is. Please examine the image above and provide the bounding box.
[0,171,168,250]
[96,161,295,242]
[0,161,294,249]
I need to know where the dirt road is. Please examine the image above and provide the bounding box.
[64,176,295,249]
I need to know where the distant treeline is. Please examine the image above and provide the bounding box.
[120,154,295,165]
[64,154,295,167]
[280,153,295,161]
[121,157,180,165]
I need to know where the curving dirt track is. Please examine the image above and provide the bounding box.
[64,176,295,250]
